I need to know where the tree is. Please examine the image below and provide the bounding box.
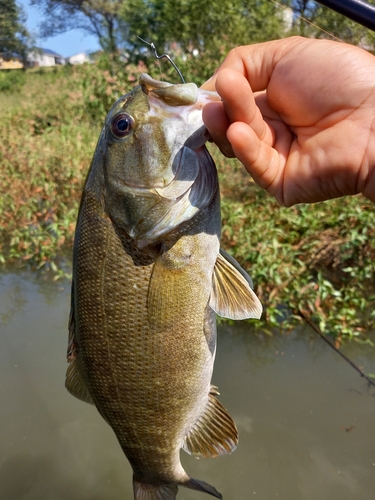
[121,0,290,83]
[0,0,30,59]
[30,0,127,53]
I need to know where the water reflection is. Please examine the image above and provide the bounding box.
[1,272,374,500]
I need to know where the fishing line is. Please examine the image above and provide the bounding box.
[300,312,375,389]
[137,36,186,83]
[269,0,344,42]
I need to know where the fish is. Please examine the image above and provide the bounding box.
[65,73,262,500]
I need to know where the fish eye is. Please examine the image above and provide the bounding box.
[111,113,134,138]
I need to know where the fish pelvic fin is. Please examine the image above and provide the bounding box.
[209,249,262,320]
[133,478,178,500]
[65,278,93,404]
[65,360,94,404]
[183,386,238,459]
[183,478,222,499]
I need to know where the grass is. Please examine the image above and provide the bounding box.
[0,66,100,275]
[1,62,375,341]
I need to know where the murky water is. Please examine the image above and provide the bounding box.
[1,271,374,500]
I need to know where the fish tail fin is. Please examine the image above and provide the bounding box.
[183,477,222,499]
[133,477,178,500]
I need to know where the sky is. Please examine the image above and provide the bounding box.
[18,0,101,57]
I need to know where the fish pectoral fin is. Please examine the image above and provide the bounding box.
[133,478,178,500]
[65,360,94,404]
[182,386,238,459]
[209,249,262,320]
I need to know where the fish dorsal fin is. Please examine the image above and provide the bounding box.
[209,249,262,320]
[182,386,238,458]
[65,360,94,404]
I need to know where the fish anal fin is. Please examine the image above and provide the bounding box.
[133,478,178,500]
[132,476,222,500]
[209,249,262,320]
[183,386,238,459]
[65,360,94,404]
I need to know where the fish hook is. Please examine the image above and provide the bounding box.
[137,36,186,84]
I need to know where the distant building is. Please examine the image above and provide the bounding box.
[27,48,65,67]
[0,53,24,69]
[68,52,91,65]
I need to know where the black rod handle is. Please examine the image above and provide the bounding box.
[316,0,375,32]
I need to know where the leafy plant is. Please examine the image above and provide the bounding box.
[0,69,26,92]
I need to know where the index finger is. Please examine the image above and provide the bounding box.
[214,68,268,140]
[201,38,302,92]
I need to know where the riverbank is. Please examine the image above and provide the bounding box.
[1,64,374,340]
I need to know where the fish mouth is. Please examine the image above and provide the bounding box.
[140,73,198,107]
[139,73,221,108]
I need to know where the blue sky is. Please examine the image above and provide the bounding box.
[18,0,101,57]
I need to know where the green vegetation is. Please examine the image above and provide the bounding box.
[0,66,99,275]
[3,0,375,349]
[122,0,288,84]
[217,158,375,341]
[1,60,375,343]
[0,0,30,59]
[0,69,26,92]
[29,0,375,56]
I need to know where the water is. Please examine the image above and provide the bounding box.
[1,271,374,500]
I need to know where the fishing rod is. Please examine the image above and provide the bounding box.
[315,0,375,32]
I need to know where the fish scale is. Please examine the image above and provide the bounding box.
[74,189,213,480]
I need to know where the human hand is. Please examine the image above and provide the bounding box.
[201,37,375,206]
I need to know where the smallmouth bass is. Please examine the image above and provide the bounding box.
[66,74,262,499]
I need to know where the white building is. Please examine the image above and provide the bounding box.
[27,49,65,67]
[68,53,91,65]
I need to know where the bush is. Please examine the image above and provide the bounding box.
[0,69,26,92]
[72,54,146,123]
